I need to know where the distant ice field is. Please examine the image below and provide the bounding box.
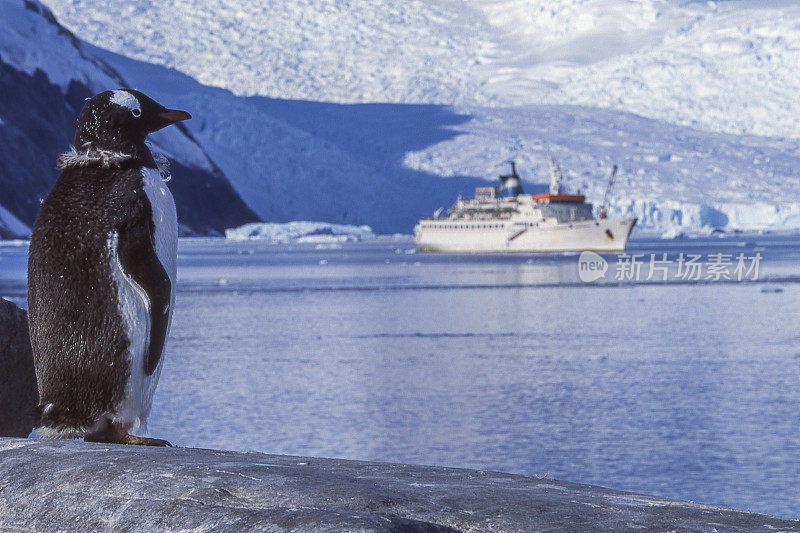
[25,0,800,236]
[2,235,800,517]
[44,0,800,138]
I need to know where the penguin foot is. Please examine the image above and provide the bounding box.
[122,434,173,447]
[84,420,172,447]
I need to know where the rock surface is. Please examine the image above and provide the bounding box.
[0,298,37,437]
[0,438,797,532]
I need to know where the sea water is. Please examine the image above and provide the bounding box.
[1,234,799,518]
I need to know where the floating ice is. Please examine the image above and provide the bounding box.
[225,222,374,243]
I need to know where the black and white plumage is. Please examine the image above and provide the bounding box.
[28,89,190,446]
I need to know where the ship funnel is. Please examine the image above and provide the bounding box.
[499,161,524,198]
[547,154,563,195]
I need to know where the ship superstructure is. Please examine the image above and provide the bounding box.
[414,158,637,253]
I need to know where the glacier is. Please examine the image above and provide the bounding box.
[2,0,800,235]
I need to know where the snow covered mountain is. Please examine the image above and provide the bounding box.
[0,0,487,236]
[0,0,260,237]
[5,0,800,235]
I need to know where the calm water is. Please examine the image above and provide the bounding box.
[2,234,800,518]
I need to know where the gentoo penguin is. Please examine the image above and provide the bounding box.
[28,89,191,446]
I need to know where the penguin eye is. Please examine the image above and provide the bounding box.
[131,108,142,118]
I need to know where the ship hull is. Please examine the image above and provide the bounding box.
[415,218,637,253]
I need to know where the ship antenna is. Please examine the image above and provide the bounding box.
[599,164,619,219]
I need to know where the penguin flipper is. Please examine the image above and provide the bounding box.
[117,216,172,376]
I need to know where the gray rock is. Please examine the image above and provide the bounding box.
[0,298,37,437]
[0,438,797,532]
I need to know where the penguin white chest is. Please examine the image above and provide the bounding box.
[142,167,178,286]
[111,167,178,431]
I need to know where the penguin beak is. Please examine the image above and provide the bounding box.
[159,110,192,123]
[150,109,192,133]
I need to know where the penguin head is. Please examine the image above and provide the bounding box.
[74,89,191,153]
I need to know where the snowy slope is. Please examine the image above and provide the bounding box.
[38,0,492,104]
[89,46,484,232]
[43,0,800,138]
[0,0,214,166]
[0,0,259,236]
[0,0,484,235]
[24,0,800,233]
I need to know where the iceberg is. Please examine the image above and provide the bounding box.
[225,222,375,243]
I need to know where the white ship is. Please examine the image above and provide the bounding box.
[414,157,637,253]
